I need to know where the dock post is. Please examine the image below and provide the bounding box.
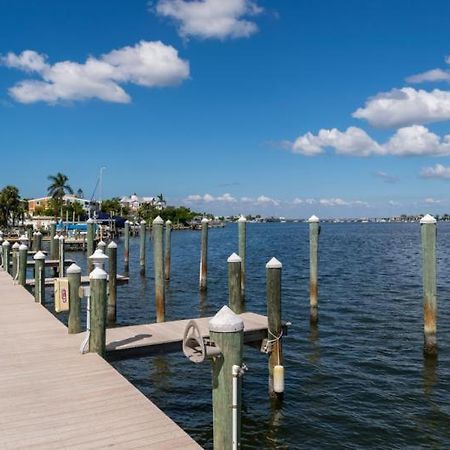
[308,215,320,325]
[164,219,172,281]
[209,305,244,450]
[33,251,46,304]
[49,222,57,259]
[139,220,146,275]
[199,217,209,291]
[421,214,438,356]
[32,231,42,252]
[87,218,95,272]
[18,243,28,287]
[59,236,65,277]
[107,241,117,324]
[153,216,165,322]
[67,263,82,333]
[2,240,10,275]
[124,220,130,269]
[228,253,243,313]
[97,240,106,252]
[238,215,246,299]
[266,257,284,402]
[12,242,19,278]
[26,227,33,245]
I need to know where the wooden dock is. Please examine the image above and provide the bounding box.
[0,269,201,449]
[26,274,129,287]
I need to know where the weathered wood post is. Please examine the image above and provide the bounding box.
[2,240,10,275]
[199,217,209,291]
[107,241,117,324]
[164,219,172,281]
[88,250,108,356]
[228,253,243,314]
[238,215,246,299]
[18,243,28,287]
[421,214,438,356]
[209,305,244,450]
[97,240,106,252]
[33,251,46,304]
[67,263,82,333]
[124,220,130,269]
[139,220,146,275]
[87,218,95,272]
[59,235,65,277]
[153,216,165,322]
[32,231,42,252]
[49,222,57,259]
[266,257,284,401]
[12,242,19,278]
[26,227,33,245]
[308,215,320,325]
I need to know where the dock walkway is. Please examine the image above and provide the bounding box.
[0,269,201,449]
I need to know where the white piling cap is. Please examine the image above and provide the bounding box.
[54,235,60,240]
[19,243,28,251]
[308,215,320,223]
[59,235,65,241]
[89,248,109,261]
[107,241,117,249]
[166,219,172,225]
[87,218,94,223]
[19,234,28,242]
[153,216,164,225]
[89,266,107,280]
[227,252,242,263]
[12,242,20,249]
[33,251,46,260]
[2,240,10,247]
[35,231,42,236]
[140,219,146,225]
[238,215,247,222]
[67,263,81,274]
[209,305,244,333]
[266,257,282,269]
[420,214,437,224]
[201,217,209,223]
[125,220,130,224]
[97,240,106,247]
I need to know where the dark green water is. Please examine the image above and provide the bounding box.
[48,222,450,449]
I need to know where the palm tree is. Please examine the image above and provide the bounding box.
[156,193,166,210]
[47,173,73,218]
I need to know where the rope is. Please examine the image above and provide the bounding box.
[267,328,283,366]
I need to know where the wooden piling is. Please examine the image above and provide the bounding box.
[97,240,106,252]
[11,242,19,279]
[18,243,28,287]
[238,215,246,299]
[2,240,10,275]
[199,217,209,291]
[209,305,244,450]
[107,241,117,324]
[26,227,32,245]
[89,266,108,357]
[420,214,438,356]
[308,215,320,325]
[266,257,284,401]
[67,263,82,333]
[140,220,146,275]
[33,251,46,304]
[228,253,243,313]
[49,222,57,259]
[152,216,165,322]
[59,236,65,277]
[164,220,172,281]
[87,218,95,272]
[124,220,130,269]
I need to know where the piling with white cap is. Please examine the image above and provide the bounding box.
[2,240,10,275]
[199,217,209,291]
[67,263,82,333]
[97,240,106,252]
[238,215,247,299]
[12,242,20,278]
[164,220,172,281]
[266,257,284,401]
[88,264,108,356]
[308,215,320,324]
[139,220,146,275]
[124,220,130,269]
[87,218,95,272]
[26,227,33,246]
[49,222,57,259]
[420,214,438,356]
[18,243,28,286]
[209,305,244,450]
[228,253,243,314]
[107,241,117,324]
[153,216,165,322]
[58,235,66,277]
[33,251,46,304]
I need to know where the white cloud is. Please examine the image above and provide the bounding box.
[352,87,450,128]
[373,171,399,183]
[1,41,189,104]
[424,197,441,204]
[289,125,450,157]
[420,163,450,180]
[185,192,237,203]
[155,0,262,40]
[407,68,450,84]
[255,195,279,206]
[318,198,369,207]
[389,200,400,206]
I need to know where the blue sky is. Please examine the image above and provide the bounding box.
[2,0,450,218]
